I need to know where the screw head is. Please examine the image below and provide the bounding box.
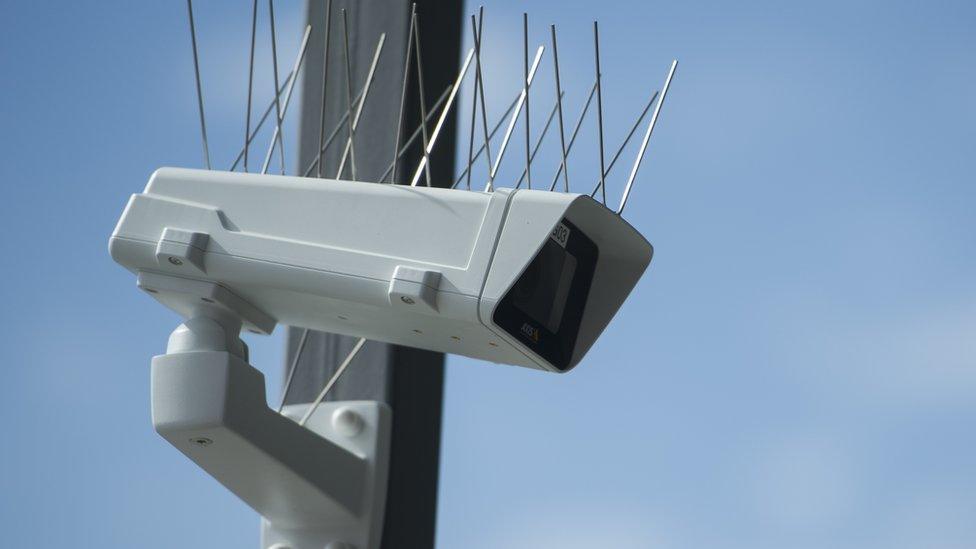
[332,408,364,437]
[190,437,213,447]
[400,296,415,304]
[168,256,183,266]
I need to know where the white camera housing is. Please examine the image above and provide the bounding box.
[110,168,652,372]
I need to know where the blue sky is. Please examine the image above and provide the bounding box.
[1,1,974,547]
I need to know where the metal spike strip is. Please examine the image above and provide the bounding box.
[590,90,658,197]
[295,85,450,183]
[261,25,313,175]
[335,33,387,179]
[548,81,596,191]
[267,0,287,174]
[230,70,294,171]
[471,7,494,190]
[452,93,519,189]
[550,24,570,192]
[593,21,607,204]
[244,0,258,173]
[338,9,358,180]
[186,0,211,170]
[390,4,417,184]
[522,13,532,189]
[486,45,544,191]
[408,49,475,187]
[515,92,563,189]
[464,9,483,190]
[301,86,366,177]
[376,85,454,183]
[316,0,333,178]
[411,10,434,187]
[618,59,677,215]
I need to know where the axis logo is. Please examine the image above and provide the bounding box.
[521,322,540,343]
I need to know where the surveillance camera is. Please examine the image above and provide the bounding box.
[110,168,652,372]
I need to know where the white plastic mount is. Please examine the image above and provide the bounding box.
[149,275,391,549]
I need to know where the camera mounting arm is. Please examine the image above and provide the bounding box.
[148,274,391,549]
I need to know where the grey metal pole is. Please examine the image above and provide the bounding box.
[288,1,462,547]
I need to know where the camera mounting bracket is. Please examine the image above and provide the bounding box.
[151,307,391,549]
